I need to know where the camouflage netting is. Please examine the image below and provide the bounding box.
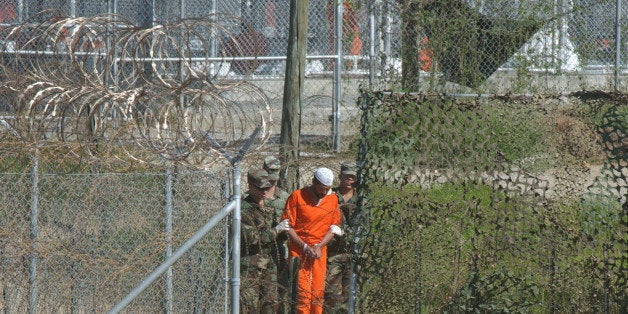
[353,90,626,312]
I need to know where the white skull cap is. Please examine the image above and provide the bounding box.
[314,167,334,186]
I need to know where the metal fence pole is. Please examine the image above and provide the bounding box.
[223,175,231,314]
[28,152,39,314]
[109,0,120,129]
[615,0,622,91]
[164,166,174,314]
[164,1,188,308]
[70,0,76,17]
[230,164,242,314]
[210,0,218,76]
[368,0,375,86]
[332,0,344,152]
[382,1,392,76]
[17,0,23,22]
[348,232,358,314]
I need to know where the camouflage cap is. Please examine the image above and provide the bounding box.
[263,156,281,182]
[340,163,357,176]
[247,168,272,189]
[267,171,279,182]
[263,156,281,171]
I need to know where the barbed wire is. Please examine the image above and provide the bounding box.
[0,11,272,168]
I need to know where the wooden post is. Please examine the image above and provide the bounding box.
[280,0,309,192]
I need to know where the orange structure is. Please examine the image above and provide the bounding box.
[419,36,433,71]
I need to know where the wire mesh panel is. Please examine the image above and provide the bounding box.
[0,173,30,313]
[168,170,230,313]
[6,0,626,152]
[0,169,230,312]
[1,0,628,94]
[370,0,628,93]
[570,0,618,67]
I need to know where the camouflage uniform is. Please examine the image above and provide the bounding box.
[263,156,291,313]
[325,164,358,313]
[240,169,280,314]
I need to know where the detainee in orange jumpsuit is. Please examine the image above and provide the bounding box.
[280,167,342,314]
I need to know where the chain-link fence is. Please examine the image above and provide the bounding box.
[0,152,360,313]
[367,0,628,93]
[1,0,627,312]
[1,164,232,312]
[1,0,626,146]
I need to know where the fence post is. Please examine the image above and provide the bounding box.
[615,0,622,91]
[28,151,39,314]
[230,163,242,313]
[348,230,358,314]
[223,174,231,313]
[209,0,218,76]
[164,165,174,314]
[69,0,76,17]
[332,0,344,152]
[368,0,375,86]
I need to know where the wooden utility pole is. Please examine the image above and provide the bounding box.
[280,0,309,192]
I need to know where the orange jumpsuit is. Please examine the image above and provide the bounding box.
[282,188,341,314]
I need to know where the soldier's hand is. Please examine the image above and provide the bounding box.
[274,219,291,232]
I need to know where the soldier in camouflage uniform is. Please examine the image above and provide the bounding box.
[240,168,286,313]
[263,156,291,313]
[325,163,358,313]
